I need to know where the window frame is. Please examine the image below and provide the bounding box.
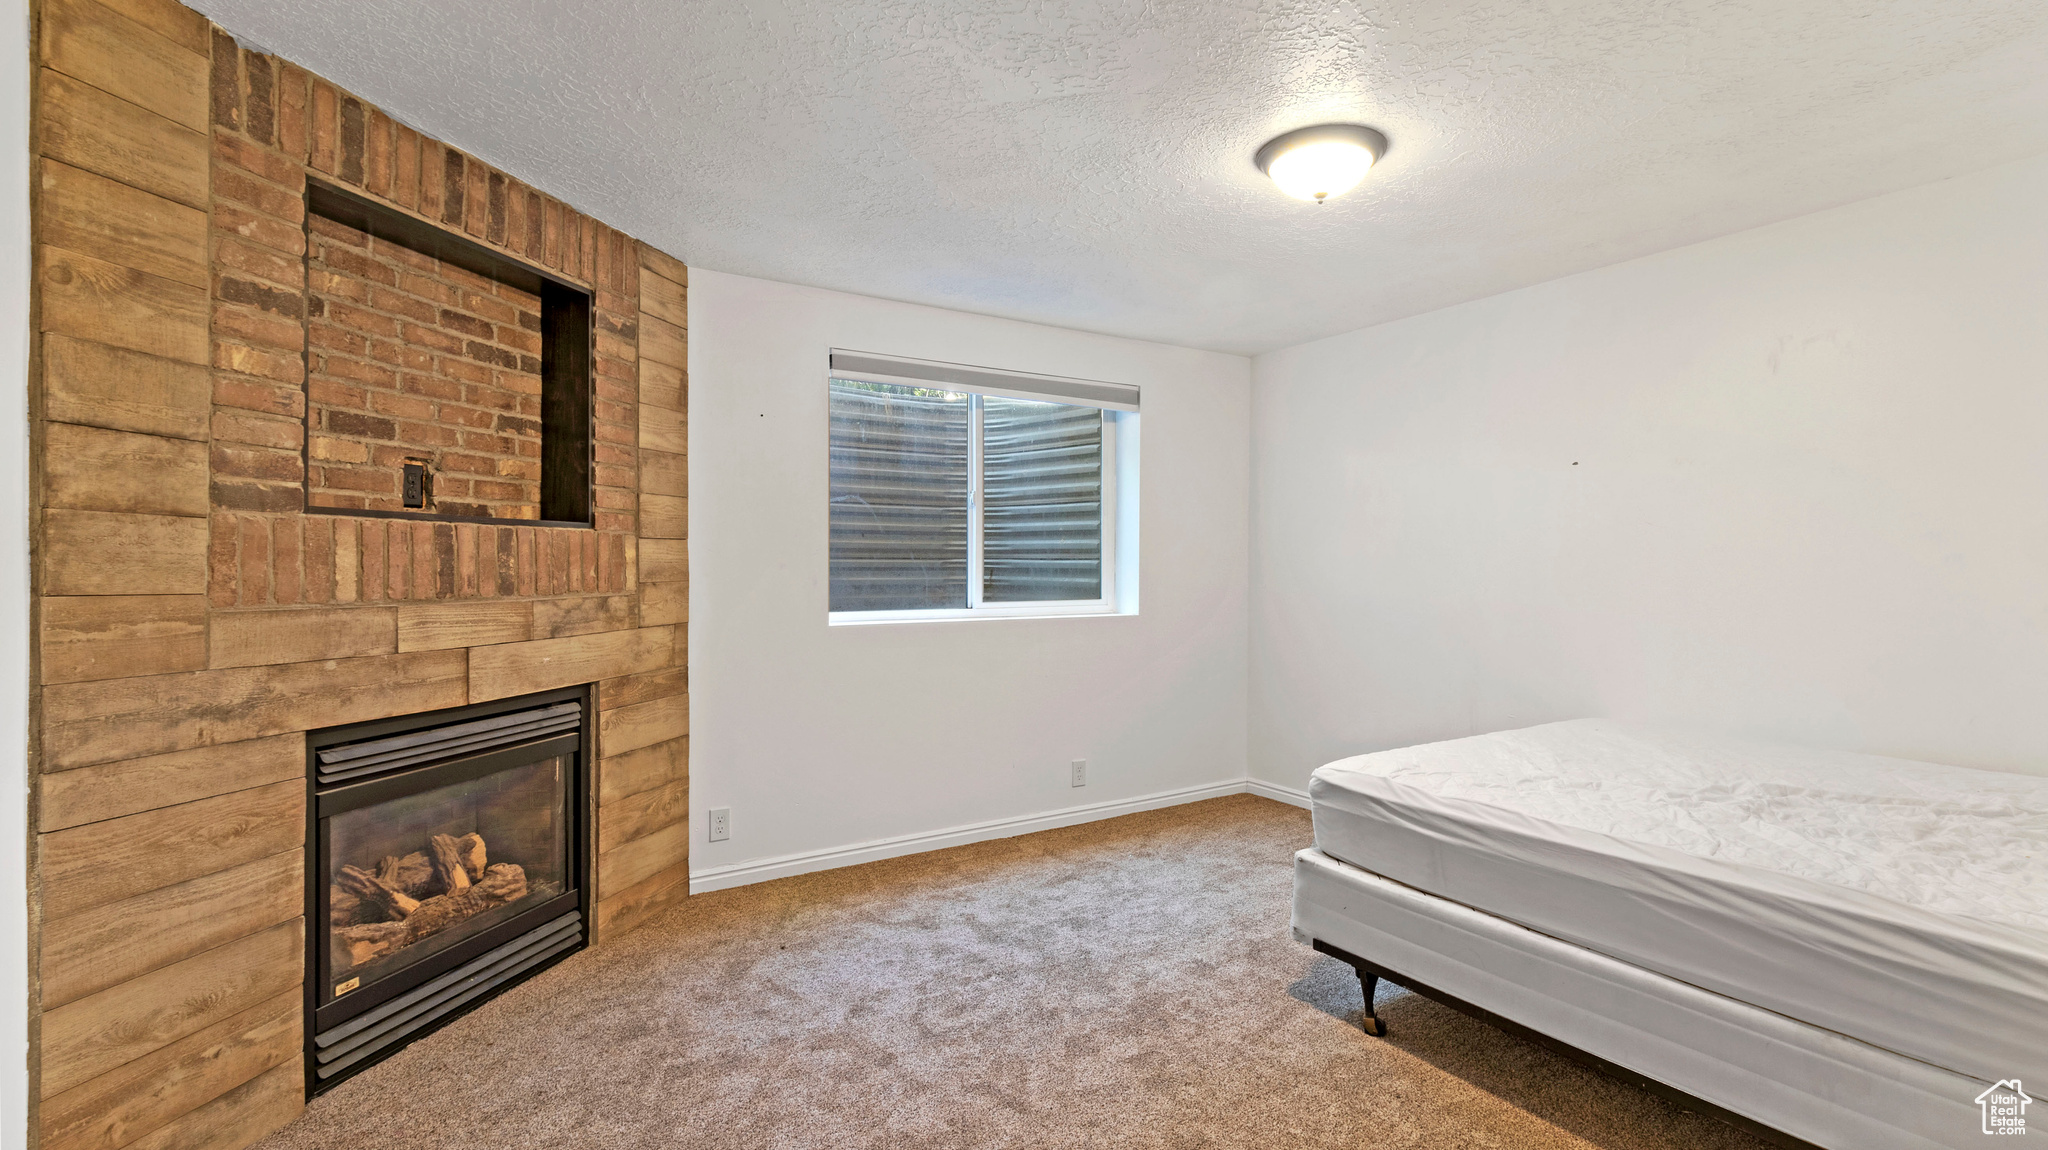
[826,374,1125,625]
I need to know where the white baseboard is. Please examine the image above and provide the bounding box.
[1245,778,1310,809]
[689,778,1252,894]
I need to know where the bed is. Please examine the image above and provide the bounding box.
[1290,719,2048,1150]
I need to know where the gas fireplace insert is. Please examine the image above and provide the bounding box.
[306,686,592,1092]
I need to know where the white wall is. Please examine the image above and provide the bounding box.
[688,271,1250,889]
[1251,153,2048,790]
[2,0,31,1140]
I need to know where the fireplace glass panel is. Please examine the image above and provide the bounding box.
[322,754,568,1003]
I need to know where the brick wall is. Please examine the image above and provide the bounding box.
[28,2,692,1147]
[305,214,545,518]
[203,49,649,601]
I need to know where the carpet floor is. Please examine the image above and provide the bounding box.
[261,795,1775,1149]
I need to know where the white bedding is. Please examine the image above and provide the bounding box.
[1309,719,2048,1087]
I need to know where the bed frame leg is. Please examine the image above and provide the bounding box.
[1311,939,1387,1037]
[1353,970,1385,1036]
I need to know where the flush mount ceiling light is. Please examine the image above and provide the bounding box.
[1255,124,1388,203]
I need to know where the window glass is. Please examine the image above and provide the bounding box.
[828,380,970,611]
[981,397,1103,603]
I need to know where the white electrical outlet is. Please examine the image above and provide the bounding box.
[1071,759,1087,788]
[708,807,731,842]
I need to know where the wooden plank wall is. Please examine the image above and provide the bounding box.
[26,1,692,1146]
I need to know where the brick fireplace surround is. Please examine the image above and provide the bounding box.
[27,0,691,1145]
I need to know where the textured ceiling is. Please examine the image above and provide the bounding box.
[192,0,2048,354]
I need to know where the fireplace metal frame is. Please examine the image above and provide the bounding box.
[303,684,596,1094]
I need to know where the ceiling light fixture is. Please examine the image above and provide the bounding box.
[1255,124,1388,204]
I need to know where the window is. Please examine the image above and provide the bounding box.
[827,351,1138,621]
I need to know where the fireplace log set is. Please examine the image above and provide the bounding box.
[332,832,528,969]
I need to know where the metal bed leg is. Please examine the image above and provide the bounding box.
[1311,939,1387,1037]
[1354,969,1385,1036]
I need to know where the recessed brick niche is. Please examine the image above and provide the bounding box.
[28,0,692,1146]
[304,209,548,519]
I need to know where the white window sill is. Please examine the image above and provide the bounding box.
[828,603,1129,626]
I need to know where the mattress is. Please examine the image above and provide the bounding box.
[1308,719,2048,1088]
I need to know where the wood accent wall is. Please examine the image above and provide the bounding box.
[27,1,692,1146]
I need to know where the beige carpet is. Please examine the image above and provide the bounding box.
[260,796,1774,1149]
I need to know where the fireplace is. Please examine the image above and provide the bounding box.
[306,687,593,1091]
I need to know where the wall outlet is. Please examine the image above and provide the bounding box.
[708,807,730,842]
[401,462,428,508]
[1070,760,1087,788]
